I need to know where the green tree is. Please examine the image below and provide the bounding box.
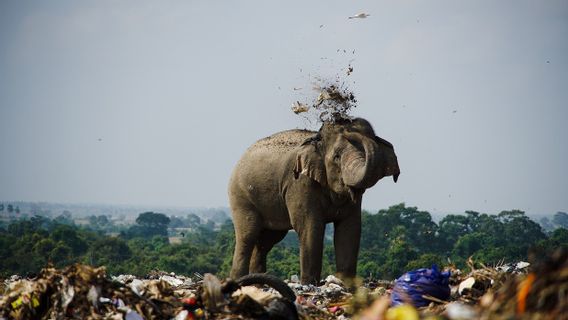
[54,214,74,225]
[553,212,568,228]
[88,237,132,274]
[51,224,88,256]
[50,242,73,266]
[539,217,555,232]
[7,204,13,213]
[381,228,418,279]
[127,212,170,239]
[215,220,236,276]
[500,210,546,259]
[136,212,171,228]
[452,232,484,257]
[438,214,471,253]
[187,213,201,229]
[97,215,110,226]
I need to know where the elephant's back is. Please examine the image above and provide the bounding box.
[248,129,315,154]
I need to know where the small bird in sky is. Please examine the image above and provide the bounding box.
[349,13,370,19]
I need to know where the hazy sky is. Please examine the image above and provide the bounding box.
[1,1,567,216]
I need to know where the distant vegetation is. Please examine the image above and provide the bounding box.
[0,203,566,280]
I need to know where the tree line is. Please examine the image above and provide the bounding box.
[0,204,566,280]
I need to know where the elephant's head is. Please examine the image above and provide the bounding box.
[294,118,400,202]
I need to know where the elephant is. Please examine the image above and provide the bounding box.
[228,117,400,284]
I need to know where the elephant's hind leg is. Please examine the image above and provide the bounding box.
[250,229,288,273]
[230,208,262,280]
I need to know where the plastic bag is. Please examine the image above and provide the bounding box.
[390,265,451,307]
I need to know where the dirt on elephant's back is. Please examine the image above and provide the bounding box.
[250,129,316,154]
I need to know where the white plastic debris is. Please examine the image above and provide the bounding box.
[233,286,279,304]
[129,279,145,296]
[99,297,111,304]
[173,310,189,320]
[458,277,476,295]
[445,301,478,320]
[60,277,75,310]
[111,274,137,284]
[516,261,530,270]
[87,285,100,307]
[322,283,344,297]
[160,275,184,287]
[290,275,300,283]
[324,275,344,286]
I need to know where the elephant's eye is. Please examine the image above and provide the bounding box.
[333,153,341,162]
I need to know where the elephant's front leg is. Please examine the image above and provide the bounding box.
[296,220,325,284]
[334,212,361,281]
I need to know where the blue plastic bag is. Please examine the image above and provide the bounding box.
[391,265,451,307]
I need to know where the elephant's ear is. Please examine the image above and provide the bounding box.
[293,144,327,187]
[375,135,394,149]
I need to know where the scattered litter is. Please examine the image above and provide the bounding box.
[496,261,530,273]
[290,274,300,283]
[0,264,181,319]
[325,274,344,286]
[1,250,565,319]
[457,277,475,295]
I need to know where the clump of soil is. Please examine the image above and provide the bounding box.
[290,66,358,124]
[289,47,358,125]
[312,83,357,123]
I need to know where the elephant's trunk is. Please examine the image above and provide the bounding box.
[340,134,380,189]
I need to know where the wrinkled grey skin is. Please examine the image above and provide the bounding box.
[229,118,400,284]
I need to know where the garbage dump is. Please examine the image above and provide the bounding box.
[1,248,566,319]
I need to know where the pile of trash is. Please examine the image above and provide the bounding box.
[0,264,181,319]
[1,248,566,319]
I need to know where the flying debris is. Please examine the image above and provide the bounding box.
[291,101,309,114]
[348,13,370,19]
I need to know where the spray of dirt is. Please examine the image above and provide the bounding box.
[290,58,357,125]
[311,82,357,122]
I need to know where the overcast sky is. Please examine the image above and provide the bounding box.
[1,1,567,216]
